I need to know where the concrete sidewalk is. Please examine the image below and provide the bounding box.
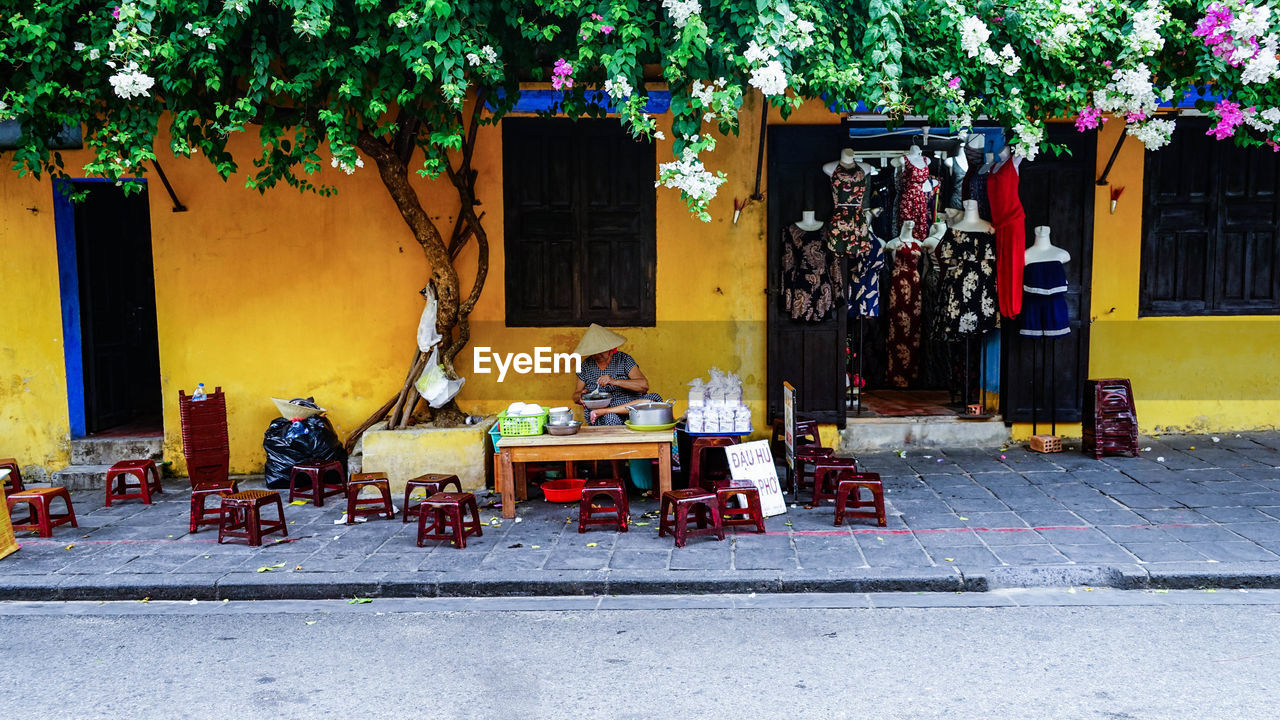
[4,432,1280,601]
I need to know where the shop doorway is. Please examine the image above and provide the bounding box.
[766,122,1094,428]
[53,180,162,436]
[1001,125,1096,425]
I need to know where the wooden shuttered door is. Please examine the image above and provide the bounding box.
[1141,119,1280,316]
[502,118,656,327]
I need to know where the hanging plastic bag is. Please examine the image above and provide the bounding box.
[417,285,443,353]
[415,347,465,408]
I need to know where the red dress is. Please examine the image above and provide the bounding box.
[986,160,1025,318]
[897,160,932,240]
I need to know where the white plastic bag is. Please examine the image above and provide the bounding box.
[417,286,443,353]
[415,348,465,408]
[687,378,706,408]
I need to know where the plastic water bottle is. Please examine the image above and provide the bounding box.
[192,383,207,402]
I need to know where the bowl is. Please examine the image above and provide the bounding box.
[547,421,581,436]
[583,396,612,409]
[541,478,586,502]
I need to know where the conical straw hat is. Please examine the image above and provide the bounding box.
[573,324,627,357]
[272,397,324,420]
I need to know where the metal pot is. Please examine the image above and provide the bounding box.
[629,401,674,426]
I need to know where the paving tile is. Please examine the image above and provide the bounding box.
[974,528,1045,546]
[1018,511,1087,527]
[1034,527,1112,544]
[928,546,1000,567]
[944,498,1011,513]
[1132,508,1209,525]
[992,544,1070,565]
[1221,522,1280,543]
[1195,506,1278,523]
[608,549,670,570]
[668,543,731,568]
[915,529,986,547]
[959,511,1029,529]
[1073,509,1148,526]
[1184,542,1280,563]
[1121,542,1209,563]
[1055,544,1139,563]
[734,547,800,570]
[1098,525,1174,543]
[1160,524,1247,543]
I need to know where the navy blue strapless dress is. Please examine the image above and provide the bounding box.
[1020,261,1070,337]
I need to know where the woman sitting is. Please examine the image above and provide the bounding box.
[572,324,662,426]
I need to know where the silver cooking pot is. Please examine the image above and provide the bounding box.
[629,401,675,426]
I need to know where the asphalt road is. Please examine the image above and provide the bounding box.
[2,590,1278,719]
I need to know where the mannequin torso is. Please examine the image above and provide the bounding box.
[823,148,877,177]
[948,199,994,233]
[1024,226,1070,264]
[795,209,823,232]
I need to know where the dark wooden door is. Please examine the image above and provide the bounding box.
[1141,117,1280,315]
[73,182,162,433]
[1000,126,1096,424]
[767,125,848,425]
[503,118,656,327]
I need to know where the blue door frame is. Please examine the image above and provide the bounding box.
[52,178,147,438]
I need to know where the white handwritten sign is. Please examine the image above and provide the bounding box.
[725,440,787,517]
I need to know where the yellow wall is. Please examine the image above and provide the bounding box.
[1084,121,1280,434]
[0,177,72,473]
[8,99,1279,477]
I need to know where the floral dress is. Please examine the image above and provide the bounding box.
[849,173,892,318]
[886,241,923,387]
[937,229,1000,339]
[897,160,932,240]
[782,224,841,322]
[825,164,870,256]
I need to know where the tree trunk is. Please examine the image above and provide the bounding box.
[345,117,489,446]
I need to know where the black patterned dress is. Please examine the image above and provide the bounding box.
[825,164,870,256]
[937,229,999,339]
[782,224,841,322]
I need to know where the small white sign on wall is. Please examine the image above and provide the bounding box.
[725,440,787,517]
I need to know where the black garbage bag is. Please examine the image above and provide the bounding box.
[263,398,347,489]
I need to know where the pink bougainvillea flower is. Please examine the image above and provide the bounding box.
[1193,3,1234,46]
[1075,106,1104,132]
[601,25,614,34]
[1267,139,1279,152]
[1102,60,1112,68]
[1125,110,1149,123]
[1207,99,1245,140]
[590,13,602,20]
[551,58,574,90]
[947,76,961,90]
[112,6,120,18]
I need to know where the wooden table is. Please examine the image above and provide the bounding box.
[494,426,673,519]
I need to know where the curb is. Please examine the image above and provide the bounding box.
[8,563,1280,602]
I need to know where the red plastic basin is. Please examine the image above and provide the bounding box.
[541,478,586,503]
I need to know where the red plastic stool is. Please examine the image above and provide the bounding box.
[403,473,463,523]
[792,446,835,500]
[217,490,287,546]
[105,459,163,506]
[811,456,858,506]
[578,479,629,533]
[189,480,240,533]
[347,473,395,523]
[834,471,887,527]
[288,460,348,507]
[712,480,766,533]
[7,486,77,537]
[416,492,483,549]
[688,436,737,490]
[659,488,724,548]
[0,458,24,493]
